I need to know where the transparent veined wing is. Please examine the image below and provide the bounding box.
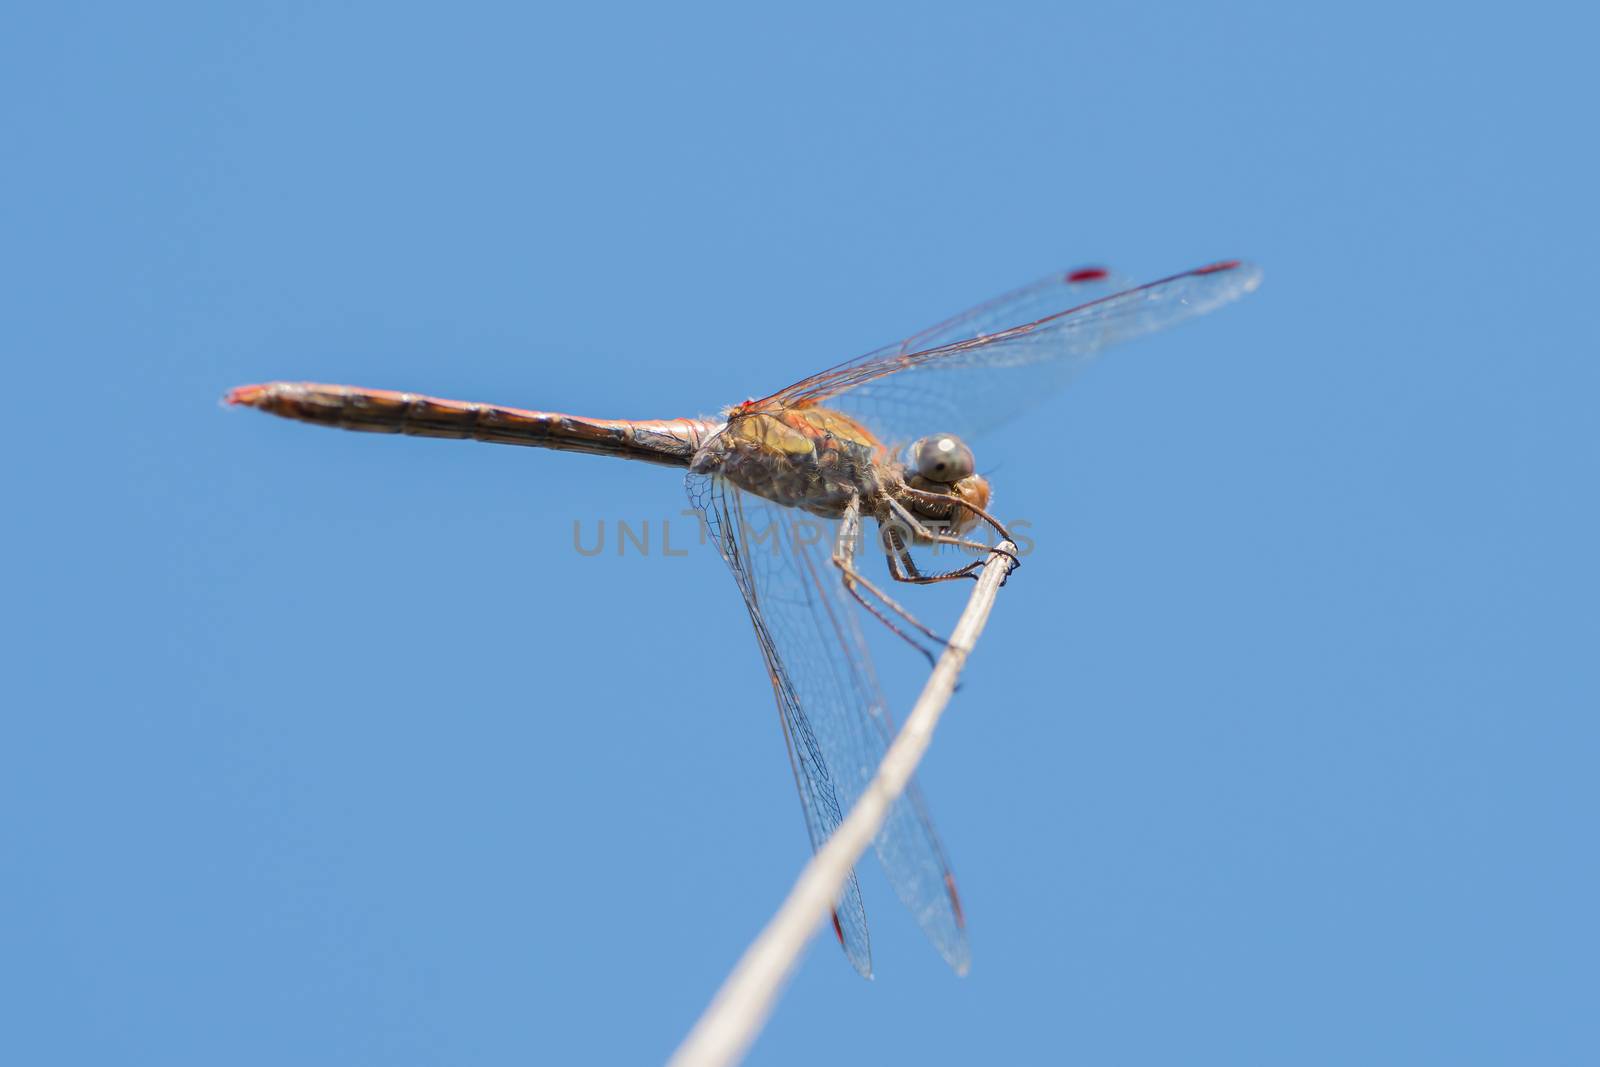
[891,265,1136,357]
[687,469,970,977]
[753,260,1261,450]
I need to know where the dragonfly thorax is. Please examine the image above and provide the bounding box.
[695,406,889,519]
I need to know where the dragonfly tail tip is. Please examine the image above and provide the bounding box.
[224,384,269,408]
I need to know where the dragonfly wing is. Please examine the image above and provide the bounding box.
[891,265,1135,356]
[756,260,1261,449]
[688,470,971,975]
[688,471,872,976]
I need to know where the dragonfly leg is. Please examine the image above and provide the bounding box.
[886,497,1021,579]
[833,496,948,662]
[897,485,1019,546]
[883,524,988,585]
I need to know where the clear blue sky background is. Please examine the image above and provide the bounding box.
[5,3,1595,1064]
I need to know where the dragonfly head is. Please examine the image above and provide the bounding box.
[905,434,990,535]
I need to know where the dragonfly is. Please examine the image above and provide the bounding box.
[227,259,1261,978]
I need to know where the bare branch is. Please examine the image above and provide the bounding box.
[667,543,1019,1067]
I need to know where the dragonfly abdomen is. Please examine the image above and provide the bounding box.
[227,382,718,467]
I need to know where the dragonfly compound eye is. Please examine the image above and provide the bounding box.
[910,434,975,485]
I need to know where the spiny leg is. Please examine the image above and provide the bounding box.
[882,523,988,585]
[899,484,1018,548]
[832,496,949,661]
[886,498,1002,559]
[886,497,1021,578]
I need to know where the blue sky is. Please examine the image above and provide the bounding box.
[5,2,1595,1064]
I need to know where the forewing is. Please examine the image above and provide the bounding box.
[688,470,971,975]
[758,260,1261,449]
[891,265,1135,356]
